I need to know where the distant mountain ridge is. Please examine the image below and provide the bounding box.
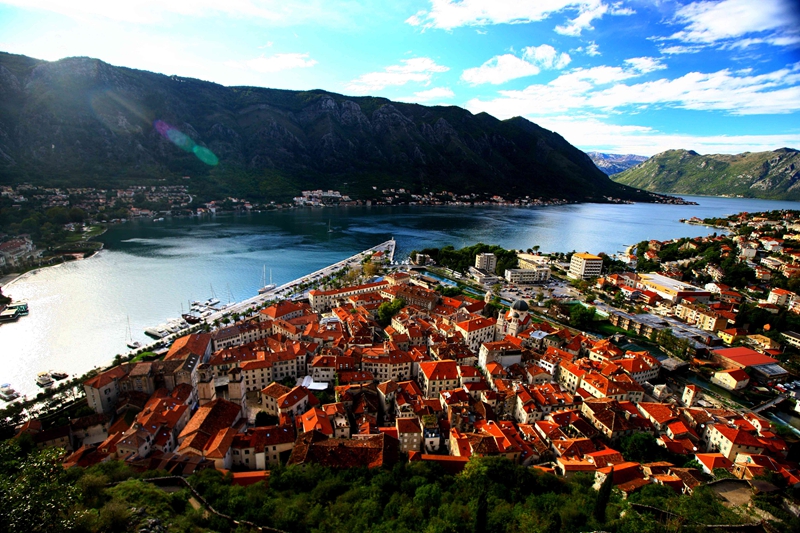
[610,148,800,201]
[587,152,648,175]
[0,52,657,203]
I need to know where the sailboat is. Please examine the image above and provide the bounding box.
[126,316,141,350]
[258,265,276,294]
[181,300,202,325]
[206,284,220,307]
[327,220,334,233]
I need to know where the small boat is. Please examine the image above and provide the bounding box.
[6,301,28,316]
[36,372,54,388]
[50,371,69,381]
[258,266,276,294]
[0,384,20,402]
[182,313,202,324]
[144,327,168,339]
[126,316,141,349]
[327,220,334,233]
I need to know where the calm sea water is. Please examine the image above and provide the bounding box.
[1,196,798,398]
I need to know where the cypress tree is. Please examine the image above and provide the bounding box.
[593,465,614,523]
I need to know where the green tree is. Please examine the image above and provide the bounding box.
[0,440,81,533]
[593,465,614,523]
[377,298,405,327]
[570,305,596,330]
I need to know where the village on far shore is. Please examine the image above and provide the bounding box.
[8,209,800,510]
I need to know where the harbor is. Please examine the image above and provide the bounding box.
[134,239,396,355]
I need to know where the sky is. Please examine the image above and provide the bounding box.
[0,0,799,156]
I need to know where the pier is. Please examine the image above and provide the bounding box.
[133,239,396,355]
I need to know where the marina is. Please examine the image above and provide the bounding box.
[136,239,396,354]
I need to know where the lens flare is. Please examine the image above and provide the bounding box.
[154,120,218,166]
[193,145,219,166]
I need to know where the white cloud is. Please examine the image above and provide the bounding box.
[397,87,456,103]
[466,62,800,118]
[555,0,608,36]
[462,54,542,85]
[347,58,449,93]
[523,44,572,69]
[667,0,799,48]
[623,57,666,74]
[658,44,702,55]
[462,45,570,85]
[0,0,285,24]
[573,41,601,56]
[406,0,631,32]
[227,53,317,73]
[528,115,800,156]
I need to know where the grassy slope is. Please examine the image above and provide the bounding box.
[611,149,800,200]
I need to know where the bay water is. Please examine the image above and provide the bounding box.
[1,196,798,398]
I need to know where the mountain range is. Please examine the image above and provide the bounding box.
[0,52,657,203]
[586,152,648,176]
[610,148,800,201]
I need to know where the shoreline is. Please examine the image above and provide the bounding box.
[1,225,108,289]
[128,239,396,359]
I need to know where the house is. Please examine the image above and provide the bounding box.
[694,453,733,475]
[418,360,460,398]
[83,365,131,414]
[287,431,399,468]
[231,425,296,469]
[711,369,750,391]
[454,317,497,353]
[706,424,766,461]
[177,399,244,469]
[396,416,423,454]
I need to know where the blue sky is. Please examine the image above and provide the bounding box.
[0,0,799,156]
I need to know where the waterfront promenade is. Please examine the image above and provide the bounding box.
[132,239,396,357]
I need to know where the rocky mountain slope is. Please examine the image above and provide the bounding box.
[0,52,657,202]
[587,152,648,175]
[611,149,800,201]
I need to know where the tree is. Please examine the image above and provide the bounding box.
[472,489,488,533]
[0,440,81,533]
[620,432,662,463]
[254,411,274,427]
[570,305,596,330]
[593,465,614,523]
[377,299,405,327]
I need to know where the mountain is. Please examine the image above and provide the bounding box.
[587,152,648,175]
[610,149,800,201]
[0,52,657,203]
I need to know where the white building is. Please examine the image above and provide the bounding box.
[475,253,497,273]
[568,253,603,280]
[505,267,551,284]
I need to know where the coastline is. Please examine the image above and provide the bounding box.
[1,225,108,289]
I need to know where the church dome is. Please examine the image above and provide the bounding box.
[510,299,529,312]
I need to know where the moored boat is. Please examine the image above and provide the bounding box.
[258,266,276,294]
[0,384,20,402]
[50,370,69,380]
[6,301,28,316]
[182,312,202,324]
[36,372,54,388]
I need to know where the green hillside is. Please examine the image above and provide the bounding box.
[611,148,800,200]
[0,52,655,203]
